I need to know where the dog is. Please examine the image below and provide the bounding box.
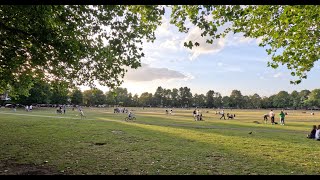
[263,114,269,123]
[56,109,62,114]
[227,113,234,119]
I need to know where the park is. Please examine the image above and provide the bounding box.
[0,5,319,175]
[0,106,319,175]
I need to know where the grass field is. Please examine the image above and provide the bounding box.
[0,107,319,175]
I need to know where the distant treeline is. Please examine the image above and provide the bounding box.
[4,80,320,109]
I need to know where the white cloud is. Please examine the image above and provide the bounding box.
[256,36,264,45]
[224,67,244,72]
[226,33,256,46]
[124,63,187,82]
[155,15,178,39]
[183,27,226,60]
[159,39,179,51]
[273,72,283,78]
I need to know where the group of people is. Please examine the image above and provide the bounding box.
[165,109,173,115]
[114,107,128,114]
[193,109,203,121]
[25,105,33,112]
[264,110,286,125]
[218,110,235,120]
[307,125,320,140]
[56,105,67,114]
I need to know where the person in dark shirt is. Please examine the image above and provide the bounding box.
[307,125,317,139]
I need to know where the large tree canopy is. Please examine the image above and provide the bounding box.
[0,5,164,96]
[1,5,319,97]
[170,5,319,84]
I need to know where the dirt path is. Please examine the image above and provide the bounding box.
[0,160,65,175]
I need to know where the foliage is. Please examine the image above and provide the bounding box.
[70,88,83,105]
[273,91,290,108]
[0,5,164,96]
[50,81,69,104]
[170,5,320,84]
[305,89,320,107]
[11,79,52,105]
[230,90,243,108]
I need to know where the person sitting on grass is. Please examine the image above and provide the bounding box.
[315,125,320,141]
[307,125,317,139]
[199,113,203,121]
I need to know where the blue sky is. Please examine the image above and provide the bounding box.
[81,9,319,97]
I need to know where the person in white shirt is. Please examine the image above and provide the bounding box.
[220,110,225,120]
[269,110,275,125]
[315,125,320,141]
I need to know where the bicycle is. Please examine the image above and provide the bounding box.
[124,116,136,121]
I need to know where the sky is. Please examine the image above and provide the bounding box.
[81,8,319,97]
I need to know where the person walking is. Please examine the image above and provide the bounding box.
[63,104,66,114]
[220,110,225,120]
[269,110,275,125]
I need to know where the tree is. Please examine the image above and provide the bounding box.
[154,86,164,107]
[242,95,250,109]
[170,5,319,84]
[273,91,290,108]
[305,89,320,108]
[93,88,107,106]
[125,93,132,106]
[299,90,311,109]
[229,90,243,108]
[261,96,273,109]
[289,90,300,109]
[83,90,94,106]
[12,79,52,105]
[4,6,318,98]
[0,5,165,96]
[70,88,83,105]
[50,81,69,104]
[163,89,172,107]
[249,93,262,109]
[110,87,129,106]
[139,92,153,107]
[132,94,140,107]
[193,93,206,107]
[178,87,193,107]
[106,91,116,106]
[221,96,231,108]
[213,92,222,108]
[170,88,179,107]
[206,90,215,108]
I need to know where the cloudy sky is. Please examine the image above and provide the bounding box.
[81,9,319,97]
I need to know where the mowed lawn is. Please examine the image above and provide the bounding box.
[0,107,319,175]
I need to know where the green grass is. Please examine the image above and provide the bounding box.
[0,107,319,175]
